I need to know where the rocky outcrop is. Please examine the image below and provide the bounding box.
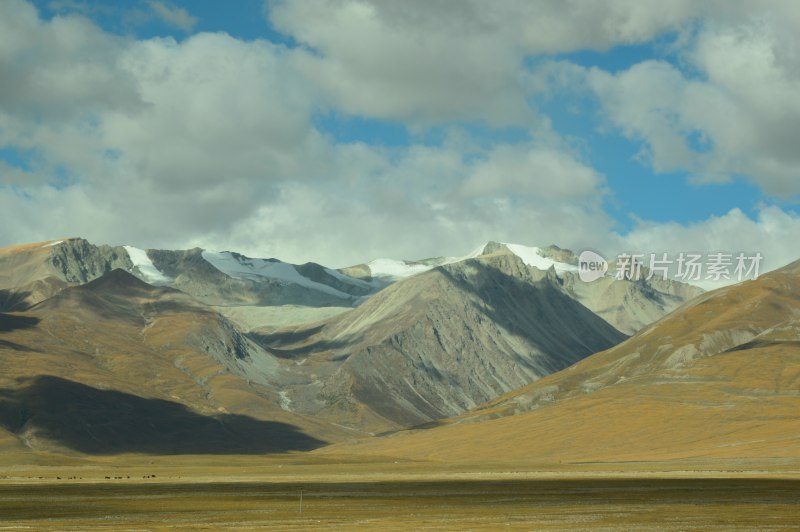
[0,238,130,310]
[48,238,133,283]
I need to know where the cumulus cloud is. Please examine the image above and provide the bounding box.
[268,0,697,126]
[106,33,322,190]
[199,144,614,267]
[572,4,800,198]
[0,4,324,247]
[0,0,140,122]
[0,0,620,264]
[459,145,605,201]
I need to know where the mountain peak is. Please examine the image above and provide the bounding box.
[478,241,508,256]
[476,242,579,274]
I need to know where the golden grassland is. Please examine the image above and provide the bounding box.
[325,349,800,464]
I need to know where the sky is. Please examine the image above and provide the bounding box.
[1,0,799,270]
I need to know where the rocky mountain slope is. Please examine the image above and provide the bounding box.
[1,238,701,332]
[326,259,800,464]
[250,251,627,432]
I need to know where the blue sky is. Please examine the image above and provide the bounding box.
[2,0,799,268]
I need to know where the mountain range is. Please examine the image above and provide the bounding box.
[1,236,712,457]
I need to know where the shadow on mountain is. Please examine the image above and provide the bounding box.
[0,375,325,455]
[726,339,800,352]
[437,260,627,372]
[0,312,40,332]
[0,339,40,352]
[248,325,356,359]
[0,290,33,312]
[251,324,326,346]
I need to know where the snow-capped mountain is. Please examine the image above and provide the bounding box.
[0,238,375,310]
[0,237,701,336]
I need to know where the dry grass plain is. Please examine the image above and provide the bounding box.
[0,454,798,530]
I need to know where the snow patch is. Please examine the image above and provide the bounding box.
[367,258,434,280]
[434,243,489,267]
[124,246,171,284]
[202,250,353,300]
[459,242,488,261]
[278,390,293,411]
[365,247,487,281]
[504,243,578,274]
[42,240,64,248]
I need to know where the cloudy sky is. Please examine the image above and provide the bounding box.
[1,0,799,269]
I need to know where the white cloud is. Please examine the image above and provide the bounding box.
[277,2,529,126]
[0,24,331,239]
[268,0,697,126]
[0,0,141,122]
[105,33,322,190]
[0,5,327,248]
[146,1,198,31]
[459,144,605,201]
[185,139,612,266]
